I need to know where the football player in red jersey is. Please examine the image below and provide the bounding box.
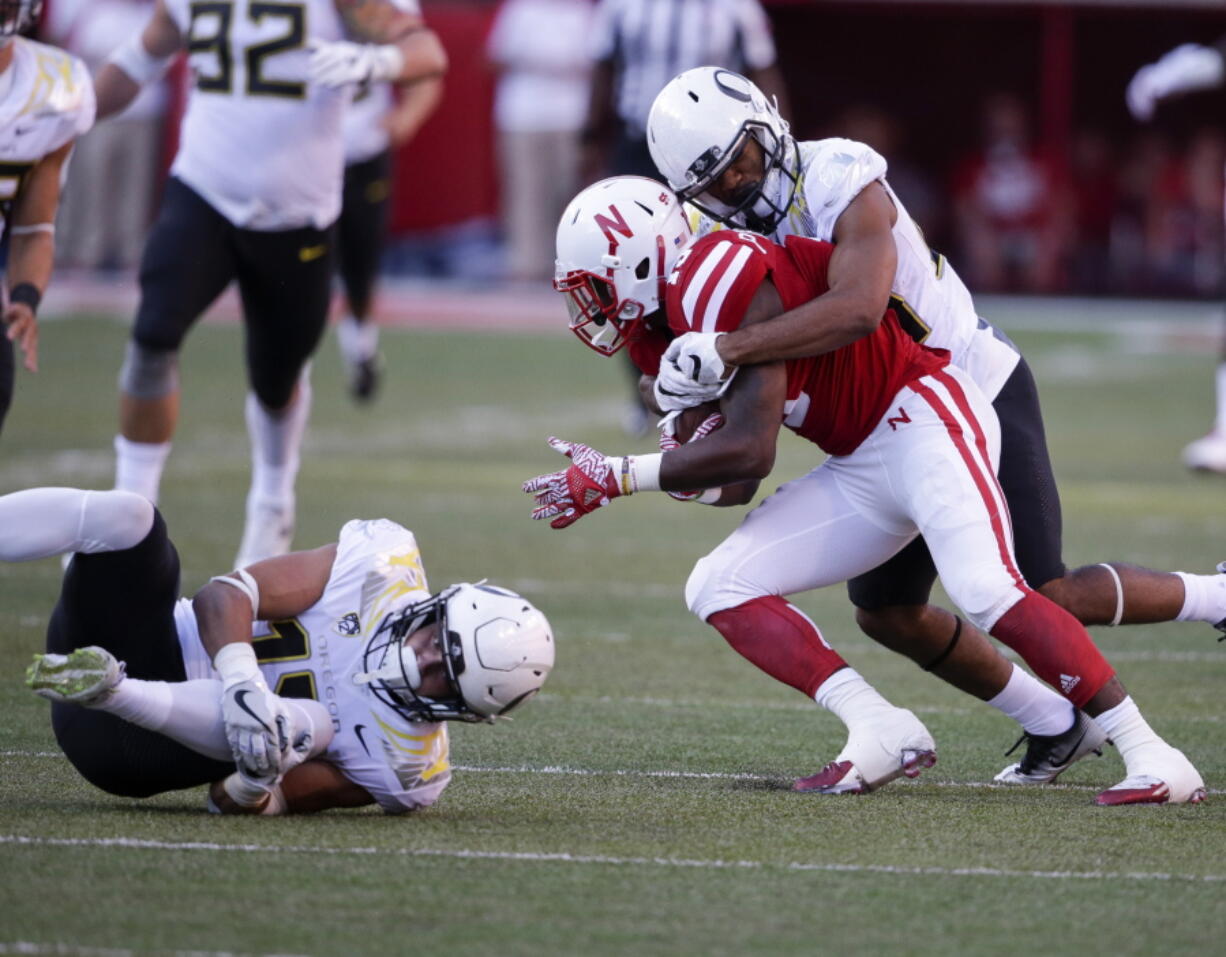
[526,176,1205,806]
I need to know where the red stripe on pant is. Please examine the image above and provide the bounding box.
[708,596,847,698]
[990,591,1115,709]
[907,373,1025,591]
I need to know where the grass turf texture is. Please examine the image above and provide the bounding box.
[1,314,1224,956]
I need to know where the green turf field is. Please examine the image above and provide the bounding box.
[1,312,1224,956]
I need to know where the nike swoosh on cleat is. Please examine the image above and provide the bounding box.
[234,689,273,733]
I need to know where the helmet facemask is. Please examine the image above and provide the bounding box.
[681,120,801,235]
[356,582,554,725]
[554,231,670,356]
[355,585,481,724]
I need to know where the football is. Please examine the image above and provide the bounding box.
[669,400,724,445]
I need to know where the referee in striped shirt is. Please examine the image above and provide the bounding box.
[579,0,788,433]
[580,0,788,182]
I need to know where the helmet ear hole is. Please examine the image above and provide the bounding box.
[635,257,651,280]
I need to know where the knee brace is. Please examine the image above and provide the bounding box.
[119,341,180,399]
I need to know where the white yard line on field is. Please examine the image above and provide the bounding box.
[0,945,307,957]
[1,834,1222,885]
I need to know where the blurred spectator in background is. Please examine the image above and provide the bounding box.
[336,2,443,404]
[581,0,786,434]
[46,0,167,273]
[1129,41,1226,473]
[952,92,1071,294]
[832,103,944,251]
[1066,128,1118,296]
[486,0,593,285]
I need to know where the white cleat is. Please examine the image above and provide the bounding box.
[1096,745,1206,806]
[1182,432,1226,474]
[793,707,937,794]
[235,495,294,569]
[27,646,125,706]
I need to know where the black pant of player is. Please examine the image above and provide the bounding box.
[338,151,392,320]
[0,334,13,436]
[46,511,234,797]
[133,177,337,409]
[848,353,1065,611]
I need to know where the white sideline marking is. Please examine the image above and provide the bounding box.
[0,945,306,957]
[3,750,1223,796]
[2,834,1221,885]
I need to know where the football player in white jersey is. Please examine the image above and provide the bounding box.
[642,67,1226,781]
[91,0,446,568]
[0,0,95,434]
[1127,41,1226,473]
[335,0,441,402]
[9,485,554,814]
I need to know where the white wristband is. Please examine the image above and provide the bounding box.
[108,34,172,87]
[370,44,406,83]
[628,453,663,493]
[213,642,262,689]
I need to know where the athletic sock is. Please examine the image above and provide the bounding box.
[245,371,311,505]
[1174,569,1226,624]
[1094,696,1168,776]
[988,591,1116,709]
[100,677,232,761]
[813,666,898,725]
[338,315,378,364]
[0,488,154,561]
[986,663,1075,736]
[113,434,171,504]
[707,596,848,698]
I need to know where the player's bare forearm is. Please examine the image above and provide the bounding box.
[336,1,447,82]
[658,364,785,490]
[717,183,898,368]
[194,545,337,656]
[384,75,443,146]
[93,64,143,121]
[208,761,374,814]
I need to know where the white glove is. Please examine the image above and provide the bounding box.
[1127,44,1225,121]
[654,332,735,412]
[215,644,290,778]
[307,38,404,88]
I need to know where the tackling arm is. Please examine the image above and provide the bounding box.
[4,141,74,373]
[715,182,898,368]
[93,0,182,121]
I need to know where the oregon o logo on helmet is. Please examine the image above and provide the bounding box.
[712,69,753,103]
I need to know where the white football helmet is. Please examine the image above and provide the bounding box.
[647,67,801,234]
[0,0,41,36]
[357,583,555,724]
[554,176,693,356]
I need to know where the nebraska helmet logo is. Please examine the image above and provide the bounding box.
[593,205,634,247]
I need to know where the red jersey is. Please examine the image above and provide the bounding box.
[664,231,948,456]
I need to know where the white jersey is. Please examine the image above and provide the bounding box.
[164,0,347,230]
[176,519,452,813]
[690,138,1020,401]
[0,37,94,237]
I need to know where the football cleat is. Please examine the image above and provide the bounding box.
[1095,745,1206,806]
[994,710,1108,785]
[348,356,381,403]
[1182,432,1226,474]
[27,646,125,706]
[235,495,294,569]
[337,317,381,404]
[793,707,937,794]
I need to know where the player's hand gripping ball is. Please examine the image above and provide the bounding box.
[658,401,723,502]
